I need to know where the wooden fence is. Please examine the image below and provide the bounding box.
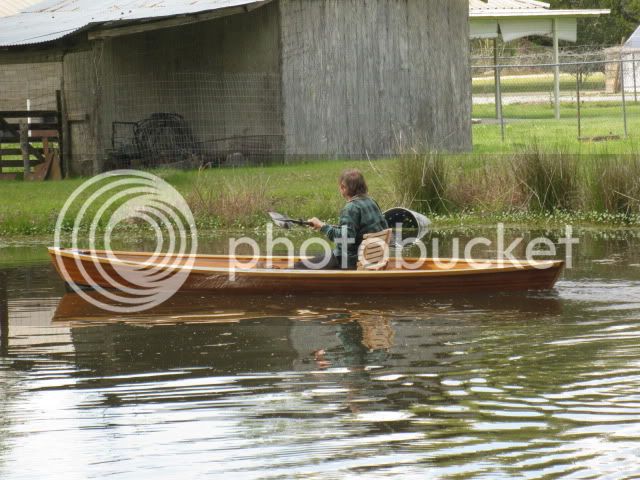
[0,92,63,180]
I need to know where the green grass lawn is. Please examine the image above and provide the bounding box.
[472,72,606,95]
[473,101,640,154]
[0,160,396,235]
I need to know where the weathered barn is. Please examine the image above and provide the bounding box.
[0,0,471,175]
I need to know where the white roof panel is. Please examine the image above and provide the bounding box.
[470,0,550,11]
[0,0,43,17]
[470,0,609,18]
[0,0,269,46]
[625,25,640,50]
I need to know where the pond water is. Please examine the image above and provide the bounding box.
[1,228,640,479]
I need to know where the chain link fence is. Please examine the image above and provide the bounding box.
[472,50,640,143]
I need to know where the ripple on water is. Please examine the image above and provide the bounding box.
[3,236,640,479]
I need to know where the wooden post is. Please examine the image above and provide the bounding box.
[20,119,30,180]
[553,18,561,120]
[496,65,505,142]
[576,65,582,140]
[621,59,628,138]
[0,271,8,356]
[56,89,71,178]
[494,37,499,119]
[633,53,638,104]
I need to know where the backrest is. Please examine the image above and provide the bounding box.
[358,229,392,271]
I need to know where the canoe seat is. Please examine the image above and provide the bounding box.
[358,229,392,271]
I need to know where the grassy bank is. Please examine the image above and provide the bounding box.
[2,115,640,236]
[1,148,640,237]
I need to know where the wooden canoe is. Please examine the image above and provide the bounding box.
[48,248,564,295]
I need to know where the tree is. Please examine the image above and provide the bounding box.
[547,0,640,46]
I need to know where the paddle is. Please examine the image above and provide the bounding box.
[268,211,313,229]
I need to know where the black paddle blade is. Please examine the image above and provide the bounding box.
[268,211,311,228]
[269,211,292,229]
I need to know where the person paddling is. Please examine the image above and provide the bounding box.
[297,169,388,270]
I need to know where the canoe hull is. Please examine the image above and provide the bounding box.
[48,248,564,295]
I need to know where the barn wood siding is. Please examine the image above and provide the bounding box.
[278,0,471,157]
[87,1,283,171]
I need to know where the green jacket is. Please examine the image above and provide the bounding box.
[320,195,388,269]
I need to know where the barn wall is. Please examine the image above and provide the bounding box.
[87,1,282,172]
[278,0,471,157]
[62,48,100,176]
[0,61,61,111]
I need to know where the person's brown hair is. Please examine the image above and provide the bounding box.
[340,169,368,197]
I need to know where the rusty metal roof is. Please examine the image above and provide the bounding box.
[0,0,270,47]
[0,0,43,18]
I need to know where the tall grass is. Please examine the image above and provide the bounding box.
[390,152,450,215]
[447,160,521,213]
[511,144,579,212]
[585,155,640,215]
[187,170,273,228]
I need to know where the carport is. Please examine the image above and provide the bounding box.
[469,0,610,119]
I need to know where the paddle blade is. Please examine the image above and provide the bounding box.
[268,211,293,229]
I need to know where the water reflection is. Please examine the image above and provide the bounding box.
[1,228,640,478]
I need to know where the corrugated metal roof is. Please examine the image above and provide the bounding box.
[0,0,269,47]
[470,0,550,11]
[0,0,43,18]
[469,0,609,18]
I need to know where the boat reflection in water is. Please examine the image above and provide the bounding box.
[45,290,563,418]
[52,291,562,370]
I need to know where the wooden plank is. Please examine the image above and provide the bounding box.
[29,138,53,181]
[0,145,53,152]
[0,118,46,163]
[56,90,66,178]
[0,148,34,156]
[30,130,60,138]
[0,160,43,168]
[0,110,58,118]
[49,152,63,181]
[0,135,59,143]
[21,120,30,178]
[49,249,564,295]
[5,123,60,131]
